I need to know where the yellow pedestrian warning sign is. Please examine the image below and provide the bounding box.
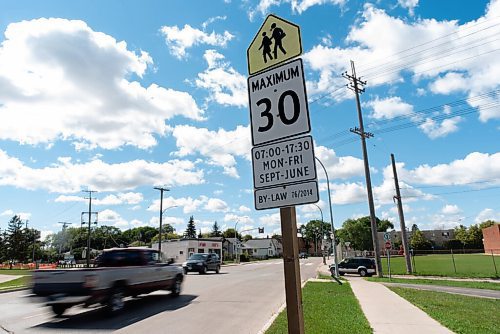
[247,14,302,75]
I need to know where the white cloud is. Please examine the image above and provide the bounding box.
[171,125,251,178]
[330,182,366,205]
[304,2,500,121]
[0,18,204,150]
[418,115,463,139]
[398,152,500,186]
[204,198,229,212]
[0,209,14,216]
[159,23,234,59]
[223,213,253,225]
[148,195,228,215]
[55,192,143,205]
[249,0,346,19]
[258,213,281,226]
[365,96,413,120]
[441,204,461,215]
[99,209,121,221]
[239,205,251,213]
[397,0,419,16]
[0,149,204,193]
[474,208,500,224]
[314,145,365,180]
[194,50,247,108]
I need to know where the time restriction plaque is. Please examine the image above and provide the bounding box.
[252,135,317,189]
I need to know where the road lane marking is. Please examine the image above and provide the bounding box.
[23,312,52,319]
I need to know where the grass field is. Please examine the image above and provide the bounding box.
[0,269,32,276]
[266,282,371,334]
[367,277,500,291]
[390,287,500,334]
[381,253,499,278]
[0,276,30,291]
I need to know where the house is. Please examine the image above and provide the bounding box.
[222,237,243,261]
[152,238,222,263]
[242,238,282,259]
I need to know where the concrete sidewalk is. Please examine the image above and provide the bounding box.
[346,276,454,334]
[0,275,21,284]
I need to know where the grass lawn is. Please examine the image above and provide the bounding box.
[0,276,30,291]
[381,253,499,278]
[0,269,32,276]
[266,282,372,334]
[367,277,500,291]
[390,287,499,334]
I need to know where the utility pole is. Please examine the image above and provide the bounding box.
[154,186,169,258]
[344,60,383,277]
[82,190,97,268]
[391,153,413,273]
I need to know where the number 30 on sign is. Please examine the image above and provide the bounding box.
[247,58,311,146]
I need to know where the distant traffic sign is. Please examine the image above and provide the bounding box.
[247,14,302,75]
[248,58,310,146]
[383,232,391,241]
[254,180,319,210]
[385,241,392,249]
[252,135,316,189]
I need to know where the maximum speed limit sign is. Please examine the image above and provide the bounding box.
[247,58,310,146]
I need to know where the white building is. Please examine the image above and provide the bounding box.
[152,238,222,263]
[243,238,282,259]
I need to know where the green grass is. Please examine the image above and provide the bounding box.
[390,287,500,334]
[0,276,30,291]
[0,269,32,276]
[266,282,372,334]
[367,277,500,291]
[381,254,499,278]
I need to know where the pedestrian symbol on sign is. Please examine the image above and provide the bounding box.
[270,23,287,59]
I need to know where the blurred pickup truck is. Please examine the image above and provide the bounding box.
[31,247,184,316]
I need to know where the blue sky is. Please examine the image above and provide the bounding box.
[0,0,499,241]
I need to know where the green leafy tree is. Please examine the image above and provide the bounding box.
[243,234,253,242]
[223,228,241,239]
[410,229,431,250]
[184,216,197,239]
[210,221,222,237]
[337,216,394,251]
[479,220,496,230]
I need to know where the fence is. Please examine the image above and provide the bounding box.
[378,248,499,278]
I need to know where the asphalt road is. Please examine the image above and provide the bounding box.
[0,257,322,334]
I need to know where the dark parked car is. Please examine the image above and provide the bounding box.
[299,252,308,259]
[182,253,221,274]
[329,257,376,277]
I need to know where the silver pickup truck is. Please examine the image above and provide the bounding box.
[31,247,184,316]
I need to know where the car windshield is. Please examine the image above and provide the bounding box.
[189,254,208,260]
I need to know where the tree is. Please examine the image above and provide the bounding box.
[410,229,431,250]
[210,221,222,237]
[243,234,253,242]
[223,228,240,239]
[479,220,496,230]
[337,216,394,251]
[6,215,27,262]
[184,216,197,239]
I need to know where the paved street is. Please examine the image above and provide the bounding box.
[0,257,322,334]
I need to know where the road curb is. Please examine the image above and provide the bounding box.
[0,286,29,294]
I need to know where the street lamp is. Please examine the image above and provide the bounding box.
[315,157,340,277]
[161,205,178,242]
[233,215,249,264]
[312,204,326,265]
[154,186,170,257]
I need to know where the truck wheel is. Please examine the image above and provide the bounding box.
[358,268,367,277]
[171,275,182,297]
[215,265,220,274]
[51,304,67,316]
[107,287,125,314]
